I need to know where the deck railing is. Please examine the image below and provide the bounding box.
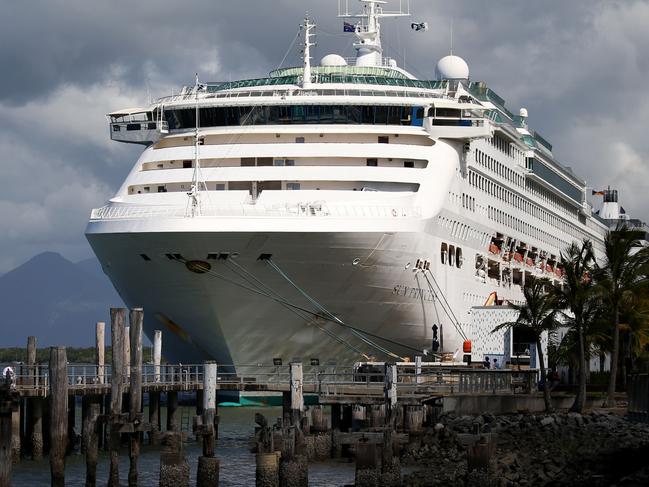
[90,203,422,221]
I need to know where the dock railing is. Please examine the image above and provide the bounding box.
[3,361,538,398]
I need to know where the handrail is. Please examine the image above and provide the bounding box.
[2,362,538,397]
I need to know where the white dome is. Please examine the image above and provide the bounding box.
[435,55,470,80]
[320,54,347,67]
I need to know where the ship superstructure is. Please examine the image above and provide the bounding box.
[87,1,612,366]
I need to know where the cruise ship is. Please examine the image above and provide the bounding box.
[86,1,613,367]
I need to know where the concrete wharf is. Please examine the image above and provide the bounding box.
[0,307,540,487]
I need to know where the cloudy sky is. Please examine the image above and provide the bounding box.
[1,0,648,273]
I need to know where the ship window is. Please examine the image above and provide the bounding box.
[207,253,219,260]
[274,159,285,166]
[113,125,121,132]
[404,161,415,168]
[449,245,456,267]
[241,157,255,167]
[215,183,225,190]
[441,243,448,264]
[366,158,378,167]
[286,183,300,190]
[295,137,305,143]
[183,160,192,169]
[285,159,295,166]
[257,157,273,166]
[157,186,166,193]
[456,247,463,268]
[143,186,150,192]
[378,136,389,144]
[140,254,151,261]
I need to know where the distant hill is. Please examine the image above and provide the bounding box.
[0,252,124,347]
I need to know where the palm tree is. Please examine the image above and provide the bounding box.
[492,277,559,411]
[595,224,649,407]
[555,239,596,413]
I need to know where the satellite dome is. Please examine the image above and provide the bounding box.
[320,54,347,67]
[435,55,470,80]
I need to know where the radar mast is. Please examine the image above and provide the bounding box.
[338,0,410,67]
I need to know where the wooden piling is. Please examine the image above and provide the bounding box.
[124,325,131,380]
[83,396,100,487]
[196,361,219,487]
[49,346,68,487]
[96,322,105,384]
[128,308,144,487]
[153,330,162,383]
[11,407,20,463]
[108,308,126,487]
[0,376,20,487]
[288,362,304,426]
[404,405,424,434]
[355,439,380,487]
[380,363,400,485]
[256,452,280,487]
[310,405,328,433]
[159,432,189,487]
[30,397,44,460]
[351,404,366,432]
[67,395,76,454]
[149,392,161,445]
[167,392,179,432]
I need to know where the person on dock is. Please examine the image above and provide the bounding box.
[483,356,490,369]
[492,358,500,370]
[3,365,16,390]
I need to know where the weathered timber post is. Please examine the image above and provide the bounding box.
[404,405,424,434]
[351,404,366,432]
[67,395,76,454]
[153,330,162,383]
[355,438,380,487]
[96,322,105,384]
[124,326,131,380]
[27,336,37,383]
[0,373,20,487]
[167,392,179,432]
[468,435,494,473]
[159,432,189,487]
[83,396,100,487]
[49,346,68,487]
[415,355,422,385]
[277,364,307,487]
[30,397,44,460]
[128,308,144,487]
[196,361,219,487]
[149,391,161,445]
[255,413,279,487]
[381,363,400,485]
[108,308,126,487]
[368,404,386,428]
[11,406,20,463]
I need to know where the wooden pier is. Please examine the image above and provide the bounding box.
[0,307,539,486]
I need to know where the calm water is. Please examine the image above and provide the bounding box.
[12,406,356,486]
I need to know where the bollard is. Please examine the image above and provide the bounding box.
[159,432,189,487]
[256,451,280,487]
[49,346,68,487]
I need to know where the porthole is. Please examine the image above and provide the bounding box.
[352,258,361,266]
[440,243,448,265]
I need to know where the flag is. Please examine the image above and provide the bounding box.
[591,190,605,196]
[411,22,428,32]
[343,22,355,32]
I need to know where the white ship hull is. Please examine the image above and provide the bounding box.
[87,223,481,365]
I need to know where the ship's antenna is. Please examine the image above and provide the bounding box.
[301,16,315,89]
[187,72,204,217]
[450,18,454,55]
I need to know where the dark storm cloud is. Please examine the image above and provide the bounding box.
[0,0,648,272]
